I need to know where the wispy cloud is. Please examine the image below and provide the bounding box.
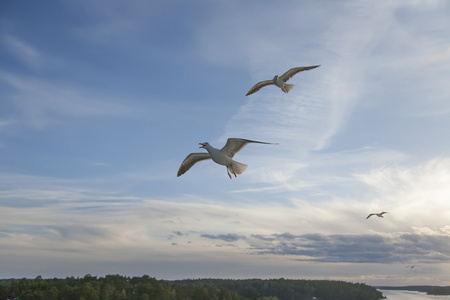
[0,71,136,130]
[1,34,41,68]
[212,2,400,151]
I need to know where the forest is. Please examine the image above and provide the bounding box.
[378,285,450,295]
[0,275,385,300]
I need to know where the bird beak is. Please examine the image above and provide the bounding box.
[199,143,206,148]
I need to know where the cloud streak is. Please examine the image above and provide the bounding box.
[0,71,136,130]
[248,232,450,264]
[1,34,41,68]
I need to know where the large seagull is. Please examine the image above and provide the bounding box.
[177,138,276,179]
[246,65,320,96]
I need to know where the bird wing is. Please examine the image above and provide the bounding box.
[245,80,273,96]
[279,65,320,82]
[366,213,375,219]
[380,211,388,216]
[177,153,211,176]
[220,138,276,158]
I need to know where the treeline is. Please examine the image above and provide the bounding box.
[377,285,436,292]
[427,286,450,295]
[0,275,384,300]
[173,278,384,300]
[377,285,450,295]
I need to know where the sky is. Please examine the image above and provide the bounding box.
[1,0,450,287]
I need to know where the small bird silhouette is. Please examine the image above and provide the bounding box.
[366,211,388,219]
[246,65,320,96]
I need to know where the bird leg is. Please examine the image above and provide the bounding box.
[227,166,237,178]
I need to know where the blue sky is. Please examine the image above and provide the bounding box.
[1,0,450,286]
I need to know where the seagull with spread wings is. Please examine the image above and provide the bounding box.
[177,138,277,179]
[366,211,388,219]
[246,65,320,96]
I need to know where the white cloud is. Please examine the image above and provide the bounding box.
[1,156,450,283]
[353,157,450,231]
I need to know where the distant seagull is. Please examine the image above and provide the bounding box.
[177,138,276,179]
[406,265,416,269]
[246,65,320,96]
[366,211,388,219]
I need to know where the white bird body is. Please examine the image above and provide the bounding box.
[202,142,248,177]
[177,138,276,179]
[246,65,320,96]
[273,76,294,93]
[366,211,388,219]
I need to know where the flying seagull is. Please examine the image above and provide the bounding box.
[366,211,388,219]
[246,65,320,96]
[177,138,277,179]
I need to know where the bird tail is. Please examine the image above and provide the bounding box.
[282,84,294,93]
[230,161,248,176]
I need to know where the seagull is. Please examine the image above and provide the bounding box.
[246,65,320,96]
[366,211,388,219]
[177,138,276,179]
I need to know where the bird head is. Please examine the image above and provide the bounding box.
[272,75,278,83]
[199,142,209,149]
